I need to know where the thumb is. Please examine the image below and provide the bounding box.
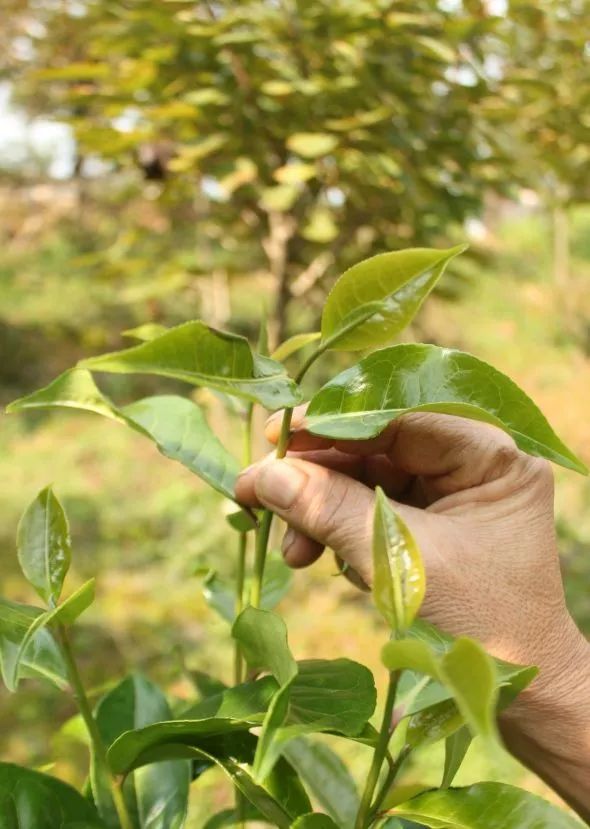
[245,458,426,586]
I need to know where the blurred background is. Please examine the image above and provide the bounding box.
[1,0,589,824]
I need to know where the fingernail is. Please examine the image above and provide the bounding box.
[282,527,296,555]
[255,461,307,510]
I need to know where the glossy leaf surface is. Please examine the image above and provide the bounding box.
[47,578,95,626]
[321,246,465,351]
[0,762,106,828]
[306,344,587,473]
[372,489,425,632]
[78,321,301,409]
[283,737,359,828]
[391,783,583,828]
[8,371,241,501]
[17,486,72,606]
[0,598,67,691]
[93,674,190,829]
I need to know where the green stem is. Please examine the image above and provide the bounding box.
[355,671,399,829]
[57,625,133,829]
[250,406,293,608]
[369,745,411,822]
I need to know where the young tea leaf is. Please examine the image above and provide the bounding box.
[271,332,322,363]
[17,486,72,607]
[438,638,499,745]
[78,321,302,410]
[372,489,425,633]
[321,246,466,351]
[306,344,587,474]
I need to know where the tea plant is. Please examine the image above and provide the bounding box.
[3,246,588,828]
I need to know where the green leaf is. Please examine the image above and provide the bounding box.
[226,509,258,533]
[122,395,240,499]
[93,674,190,829]
[6,368,123,420]
[254,658,377,781]
[48,578,95,625]
[202,807,271,828]
[390,783,584,828]
[320,246,466,351]
[398,621,537,748]
[16,486,72,606]
[291,816,340,828]
[271,333,321,363]
[108,677,279,774]
[8,371,241,501]
[122,323,169,341]
[438,638,499,744]
[77,321,301,410]
[232,607,297,685]
[441,727,471,788]
[381,639,440,677]
[283,737,359,828]
[306,344,587,474]
[286,133,338,158]
[200,556,292,623]
[372,489,425,632]
[110,735,311,828]
[2,581,94,693]
[0,762,106,828]
[0,598,67,691]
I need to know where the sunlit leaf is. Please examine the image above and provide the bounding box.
[372,489,425,632]
[78,322,301,409]
[16,486,72,606]
[320,246,466,351]
[122,323,169,341]
[8,372,241,501]
[390,783,583,828]
[286,133,338,158]
[271,333,321,363]
[306,344,587,473]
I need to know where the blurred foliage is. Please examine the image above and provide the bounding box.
[2,0,589,343]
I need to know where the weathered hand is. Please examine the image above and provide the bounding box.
[236,408,590,819]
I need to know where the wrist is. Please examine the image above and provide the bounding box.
[499,615,590,819]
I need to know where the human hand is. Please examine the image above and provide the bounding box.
[236,408,590,817]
